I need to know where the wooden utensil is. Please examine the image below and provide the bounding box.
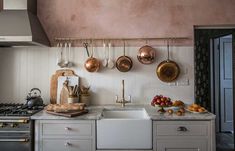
[57,76,79,104]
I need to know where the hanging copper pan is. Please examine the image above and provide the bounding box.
[156,42,180,82]
[116,42,133,72]
[137,45,155,64]
[84,43,100,72]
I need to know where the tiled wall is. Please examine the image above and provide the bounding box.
[0,46,194,105]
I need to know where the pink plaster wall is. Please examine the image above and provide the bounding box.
[37,0,235,46]
[0,0,3,11]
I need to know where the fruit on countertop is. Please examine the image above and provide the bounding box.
[176,110,184,116]
[187,103,206,113]
[151,95,173,107]
[179,107,186,113]
[167,109,174,115]
[172,100,185,107]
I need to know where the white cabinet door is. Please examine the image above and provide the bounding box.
[42,139,92,151]
[157,139,207,151]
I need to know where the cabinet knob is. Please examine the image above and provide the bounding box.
[64,142,71,146]
[177,126,188,132]
[10,123,18,128]
[64,127,70,130]
[0,123,5,128]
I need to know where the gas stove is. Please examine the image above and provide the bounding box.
[0,103,43,117]
[0,103,44,151]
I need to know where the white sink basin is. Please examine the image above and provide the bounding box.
[102,109,150,119]
[97,108,152,150]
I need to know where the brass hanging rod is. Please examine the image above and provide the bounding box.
[54,37,190,42]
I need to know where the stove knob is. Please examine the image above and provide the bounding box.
[10,123,18,128]
[0,123,6,128]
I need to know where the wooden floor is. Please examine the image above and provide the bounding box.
[216,133,234,151]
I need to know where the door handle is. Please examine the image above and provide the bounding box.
[0,138,29,142]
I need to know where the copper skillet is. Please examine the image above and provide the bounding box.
[116,42,133,72]
[156,42,180,82]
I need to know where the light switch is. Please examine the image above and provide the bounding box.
[177,79,189,86]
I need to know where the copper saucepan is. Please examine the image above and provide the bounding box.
[84,44,100,72]
[137,45,155,64]
[156,42,180,82]
[116,42,133,72]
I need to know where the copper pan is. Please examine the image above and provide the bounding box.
[156,42,180,82]
[116,42,133,72]
[84,44,100,72]
[137,45,155,64]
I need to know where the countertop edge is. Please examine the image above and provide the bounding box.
[31,105,216,120]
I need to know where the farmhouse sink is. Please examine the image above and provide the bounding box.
[97,108,152,150]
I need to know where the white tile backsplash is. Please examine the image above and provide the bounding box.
[0,46,194,105]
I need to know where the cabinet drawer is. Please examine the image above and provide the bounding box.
[155,121,208,136]
[42,139,92,151]
[42,123,92,136]
[157,139,207,151]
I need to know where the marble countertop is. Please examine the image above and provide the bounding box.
[31,104,216,120]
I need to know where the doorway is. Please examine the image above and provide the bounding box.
[194,28,235,151]
[212,35,233,133]
[211,34,234,151]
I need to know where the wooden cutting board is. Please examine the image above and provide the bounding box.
[46,109,88,117]
[50,69,78,104]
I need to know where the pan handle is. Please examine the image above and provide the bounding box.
[123,40,126,56]
[167,40,170,60]
[83,42,90,57]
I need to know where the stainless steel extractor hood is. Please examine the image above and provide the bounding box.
[0,0,50,47]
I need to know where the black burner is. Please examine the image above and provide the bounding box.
[0,103,43,116]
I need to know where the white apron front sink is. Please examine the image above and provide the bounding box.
[97,108,152,150]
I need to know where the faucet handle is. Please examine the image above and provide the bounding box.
[126,95,131,103]
[115,95,119,103]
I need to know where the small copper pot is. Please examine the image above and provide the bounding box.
[84,45,100,72]
[137,45,155,64]
[84,57,100,72]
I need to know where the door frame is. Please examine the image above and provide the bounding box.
[194,26,235,147]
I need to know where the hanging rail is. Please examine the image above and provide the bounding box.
[54,37,190,42]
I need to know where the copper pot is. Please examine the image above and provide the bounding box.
[137,45,155,64]
[116,42,133,72]
[156,43,180,82]
[84,45,100,72]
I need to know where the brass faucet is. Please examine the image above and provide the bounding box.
[116,80,131,107]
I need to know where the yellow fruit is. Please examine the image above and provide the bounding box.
[167,109,174,114]
[176,111,183,116]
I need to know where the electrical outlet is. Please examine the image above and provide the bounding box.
[167,82,176,86]
[177,79,189,86]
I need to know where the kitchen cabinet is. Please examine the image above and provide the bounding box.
[34,120,96,151]
[153,120,215,151]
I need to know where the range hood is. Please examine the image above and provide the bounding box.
[0,0,50,47]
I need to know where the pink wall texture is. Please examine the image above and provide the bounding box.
[37,0,235,46]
